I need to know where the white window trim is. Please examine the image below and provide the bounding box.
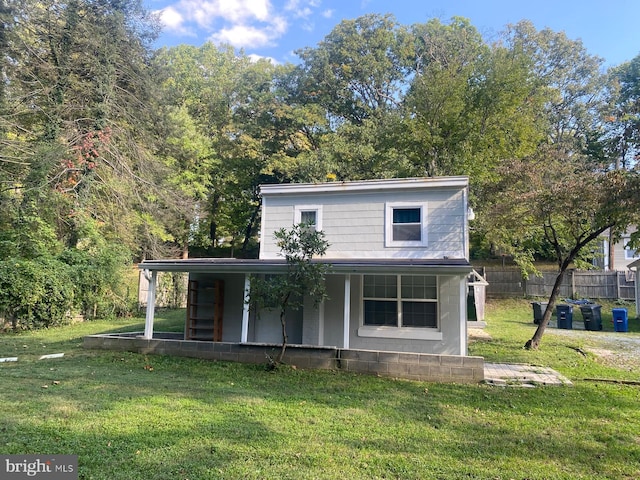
[358,274,441,340]
[385,202,428,247]
[624,237,639,260]
[294,204,323,231]
[358,325,443,341]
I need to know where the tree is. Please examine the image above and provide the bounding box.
[295,13,410,126]
[248,223,330,367]
[482,148,640,349]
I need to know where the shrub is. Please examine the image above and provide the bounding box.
[0,257,75,329]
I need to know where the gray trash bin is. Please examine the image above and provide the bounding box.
[556,304,573,329]
[531,302,548,325]
[580,305,602,331]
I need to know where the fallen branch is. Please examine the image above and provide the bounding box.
[567,346,588,357]
[582,378,640,386]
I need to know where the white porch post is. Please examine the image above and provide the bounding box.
[343,274,351,349]
[241,274,251,343]
[635,267,640,318]
[459,275,468,355]
[143,270,157,340]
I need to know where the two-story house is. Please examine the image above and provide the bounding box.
[86,177,484,383]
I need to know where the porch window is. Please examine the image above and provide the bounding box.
[363,275,438,328]
[385,203,427,246]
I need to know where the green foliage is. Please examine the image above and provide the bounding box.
[60,235,133,319]
[249,223,330,365]
[0,256,74,329]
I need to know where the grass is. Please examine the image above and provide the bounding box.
[0,304,639,479]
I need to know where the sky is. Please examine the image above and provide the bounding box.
[142,0,640,67]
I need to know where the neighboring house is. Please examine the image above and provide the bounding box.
[600,228,639,271]
[86,177,484,383]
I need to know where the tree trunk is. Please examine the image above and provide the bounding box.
[241,203,261,257]
[525,269,567,350]
[276,309,288,365]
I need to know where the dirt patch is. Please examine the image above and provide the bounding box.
[549,329,640,373]
[468,328,492,341]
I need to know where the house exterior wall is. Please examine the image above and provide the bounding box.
[323,276,346,347]
[189,272,306,345]
[612,228,639,271]
[346,274,465,355]
[260,187,467,260]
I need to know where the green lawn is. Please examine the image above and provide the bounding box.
[1,303,639,479]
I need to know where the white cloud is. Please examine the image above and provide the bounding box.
[322,9,334,18]
[156,0,324,53]
[157,6,187,32]
[209,24,272,48]
[159,0,274,31]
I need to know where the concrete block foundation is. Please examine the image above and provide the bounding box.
[83,332,484,383]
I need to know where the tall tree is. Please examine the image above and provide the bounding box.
[403,17,545,181]
[1,0,163,256]
[483,149,640,349]
[606,54,640,170]
[295,13,410,126]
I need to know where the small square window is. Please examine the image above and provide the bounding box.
[300,210,317,226]
[393,208,421,241]
[294,205,322,231]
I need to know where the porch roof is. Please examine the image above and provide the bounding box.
[138,258,472,276]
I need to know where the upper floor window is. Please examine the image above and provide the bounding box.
[385,202,427,247]
[294,205,323,231]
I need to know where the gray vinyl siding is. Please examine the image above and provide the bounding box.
[614,229,639,271]
[261,188,466,260]
[347,274,464,355]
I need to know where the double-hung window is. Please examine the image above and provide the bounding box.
[362,275,438,331]
[385,202,427,247]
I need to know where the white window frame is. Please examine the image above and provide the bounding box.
[624,237,639,260]
[358,274,442,341]
[385,202,428,247]
[294,204,323,231]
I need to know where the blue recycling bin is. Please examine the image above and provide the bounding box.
[612,308,628,332]
[556,304,573,329]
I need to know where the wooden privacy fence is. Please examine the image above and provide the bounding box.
[482,268,635,300]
